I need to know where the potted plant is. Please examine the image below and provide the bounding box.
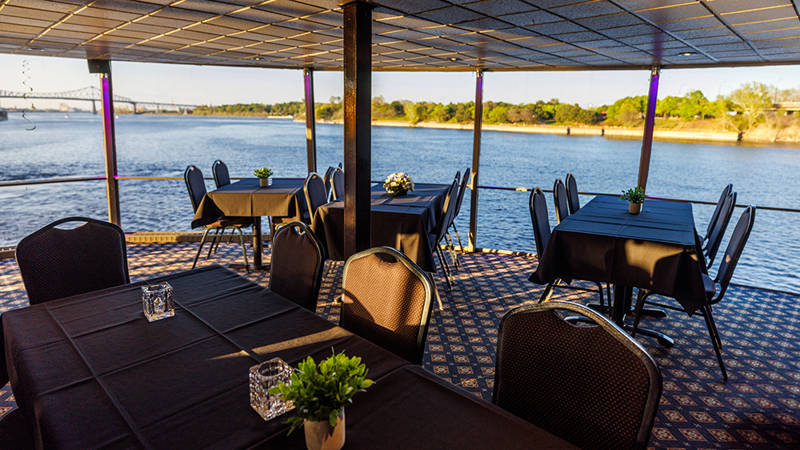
[621,186,646,214]
[254,167,274,187]
[269,352,373,450]
[383,172,414,196]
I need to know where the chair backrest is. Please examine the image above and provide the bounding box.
[713,206,755,301]
[705,184,733,240]
[269,221,326,311]
[553,178,570,223]
[453,168,470,218]
[323,166,336,199]
[212,160,230,188]
[433,177,460,242]
[493,302,662,450]
[565,173,580,214]
[705,191,737,267]
[331,168,344,201]
[340,247,434,365]
[529,187,551,257]
[303,172,328,219]
[184,165,207,213]
[16,217,130,305]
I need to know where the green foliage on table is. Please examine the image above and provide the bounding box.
[621,186,646,204]
[269,352,373,433]
[253,167,274,179]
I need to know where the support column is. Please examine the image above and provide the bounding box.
[303,68,317,173]
[343,0,372,258]
[89,59,121,225]
[637,66,660,192]
[468,69,484,251]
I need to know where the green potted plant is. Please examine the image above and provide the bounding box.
[254,167,274,187]
[621,186,646,214]
[269,352,373,450]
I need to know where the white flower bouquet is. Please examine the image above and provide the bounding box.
[383,172,414,196]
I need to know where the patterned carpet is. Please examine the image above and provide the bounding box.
[1,242,799,449]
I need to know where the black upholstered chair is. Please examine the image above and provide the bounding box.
[429,176,460,291]
[446,168,470,267]
[212,159,231,188]
[322,166,336,201]
[529,187,608,306]
[340,247,434,365]
[16,217,129,305]
[269,221,326,312]
[0,409,33,449]
[184,165,252,270]
[303,172,328,223]
[703,184,733,242]
[331,167,344,201]
[633,206,755,381]
[553,178,570,223]
[565,173,580,214]
[704,190,736,268]
[493,301,661,449]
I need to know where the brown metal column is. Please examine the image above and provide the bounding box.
[637,66,660,192]
[303,68,317,174]
[89,59,121,226]
[342,0,372,257]
[468,69,484,251]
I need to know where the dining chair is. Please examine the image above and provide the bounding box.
[212,159,231,188]
[323,166,336,201]
[16,217,130,305]
[704,190,737,268]
[493,301,661,449]
[552,178,570,223]
[184,165,252,270]
[446,168,470,268]
[331,167,344,201]
[302,172,328,223]
[429,176,460,291]
[0,409,33,449]
[703,184,733,242]
[269,221,326,312]
[528,187,609,306]
[565,173,580,214]
[340,247,434,365]
[632,206,755,381]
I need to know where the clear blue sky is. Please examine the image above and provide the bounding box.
[2,54,800,109]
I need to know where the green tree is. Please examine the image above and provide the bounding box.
[727,82,773,132]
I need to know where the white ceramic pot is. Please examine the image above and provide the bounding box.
[628,202,642,215]
[303,409,345,450]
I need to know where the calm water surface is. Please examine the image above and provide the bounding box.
[1,112,798,293]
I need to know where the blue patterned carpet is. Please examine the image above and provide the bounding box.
[1,242,798,449]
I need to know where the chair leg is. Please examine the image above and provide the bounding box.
[213,227,226,254]
[593,282,605,309]
[207,228,221,259]
[701,305,728,381]
[630,289,650,337]
[235,227,249,272]
[430,275,444,311]
[444,232,460,272]
[435,245,453,291]
[706,305,723,348]
[192,228,211,269]
[452,223,464,252]
[538,281,556,303]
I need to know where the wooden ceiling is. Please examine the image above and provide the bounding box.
[1,0,800,71]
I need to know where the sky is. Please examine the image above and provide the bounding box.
[2,54,800,110]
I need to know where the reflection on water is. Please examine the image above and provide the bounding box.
[1,112,798,293]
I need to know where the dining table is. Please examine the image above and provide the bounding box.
[1,265,574,449]
[531,195,708,346]
[192,178,306,269]
[311,183,450,272]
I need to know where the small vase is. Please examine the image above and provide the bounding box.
[387,188,407,197]
[628,202,642,215]
[259,177,272,188]
[303,409,345,450]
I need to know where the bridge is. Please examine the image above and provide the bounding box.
[0,86,200,114]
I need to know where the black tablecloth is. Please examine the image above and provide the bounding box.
[531,196,707,314]
[311,183,449,271]
[192,178,305,228]
[3,266,572,449]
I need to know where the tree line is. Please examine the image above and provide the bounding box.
[189,82,800,134]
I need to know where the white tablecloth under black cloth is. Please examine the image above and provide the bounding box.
[531,196,707,315]
[1,266,572,449]
[311,183,450,272]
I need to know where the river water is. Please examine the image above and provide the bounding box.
[1,112,798,293]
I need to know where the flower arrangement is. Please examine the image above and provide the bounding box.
[621,186,645,204]
[383,172,414,196]
[253,167,274,179]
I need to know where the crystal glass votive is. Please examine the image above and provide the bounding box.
[141,282,175,322]
[250,358,294,421]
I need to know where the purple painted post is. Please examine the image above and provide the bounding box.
[100,72,121,225]
[637,66,660,192]
[468,69,484,250]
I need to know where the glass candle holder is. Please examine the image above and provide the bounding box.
[141,282,175,322]
[250,358,293,421]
